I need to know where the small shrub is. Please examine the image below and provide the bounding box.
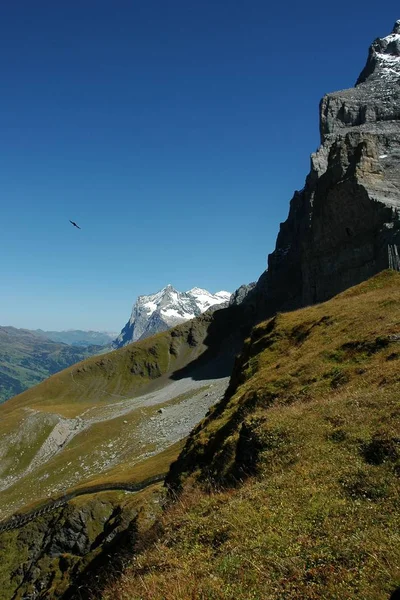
[341,468,389,501]
[328,429,347,443]
[361,434,399,466]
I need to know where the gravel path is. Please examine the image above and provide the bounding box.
[0,375,230,510]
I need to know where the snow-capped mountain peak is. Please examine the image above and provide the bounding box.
[114,285,231,348]
[356,20,400,84]
[187,288,231,312]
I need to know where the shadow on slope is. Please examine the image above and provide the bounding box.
[95,270,400,600]
[167,269,400,488]
[169,303,254,382]
[1,283,255,421]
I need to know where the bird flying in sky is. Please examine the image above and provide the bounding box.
[69,220,81,229]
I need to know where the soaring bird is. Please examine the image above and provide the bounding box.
[69,220,81,230]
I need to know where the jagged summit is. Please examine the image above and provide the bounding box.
[319,21,400,143]
[356,20,400,85]
[114,285,231,347]
[186,287,231,312]
[254,21,400,319]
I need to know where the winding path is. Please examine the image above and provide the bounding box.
[0,473,167,534]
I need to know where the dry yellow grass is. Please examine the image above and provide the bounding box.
[100,271,400,600]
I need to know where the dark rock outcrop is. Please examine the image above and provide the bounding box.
[229,282,256,306]
[254,22,400,318]
[0,491,144,600]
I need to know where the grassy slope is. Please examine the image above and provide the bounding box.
[0,311,214,419]
[0,326,102,403]
[0,322,203,516]
[0,306,248,599]
[0,484,165,600]
[0,305,245,517]
[100,271,400,600]
[0,301,246,432]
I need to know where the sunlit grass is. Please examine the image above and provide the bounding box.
[101,271,400,600]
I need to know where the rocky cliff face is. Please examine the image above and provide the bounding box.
[254,21,400,317]
[0,490,143,600]
[229,282,256,306]
[114,285,231,347]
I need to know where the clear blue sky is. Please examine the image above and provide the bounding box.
[1,1,398,331]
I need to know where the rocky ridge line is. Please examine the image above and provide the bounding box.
[114,285,231,347]
[253,21,400,319]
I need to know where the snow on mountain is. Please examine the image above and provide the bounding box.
[187,288,231,312]
[113,285,231,348]
[356,20,400,84]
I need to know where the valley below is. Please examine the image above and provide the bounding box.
[0,372,229,520]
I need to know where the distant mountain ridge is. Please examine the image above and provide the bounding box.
[0,327,104,403]
[34,329,117,347]
[114,285,231,347]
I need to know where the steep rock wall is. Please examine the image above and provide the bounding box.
[255,22,400,318]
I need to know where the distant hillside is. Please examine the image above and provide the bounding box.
[0,301,250,521]
[0,327,103,403]
[33,329,117,347]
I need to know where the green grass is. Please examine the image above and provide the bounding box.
[0,414,56,478]
[168,270,400,484]
[0,309,219,517]
[0,386,190,518]
[0,485,165,600]
[0,313,213,419]
[99,271,400,600]
[0,360,211,519]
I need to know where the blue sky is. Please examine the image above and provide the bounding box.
[2,1,399,331]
